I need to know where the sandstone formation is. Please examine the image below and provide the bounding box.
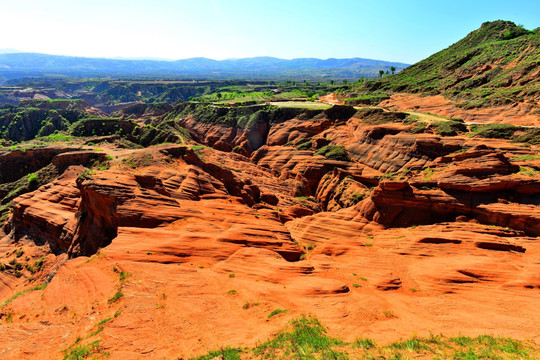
[0,104,538,359]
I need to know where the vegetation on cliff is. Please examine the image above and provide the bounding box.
[344,21,540,108]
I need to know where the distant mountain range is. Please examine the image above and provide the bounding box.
[0,52,408,81]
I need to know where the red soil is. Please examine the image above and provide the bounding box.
[0,110,539,359]
[379,93,540,126]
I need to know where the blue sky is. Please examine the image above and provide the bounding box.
[2,0,539,63]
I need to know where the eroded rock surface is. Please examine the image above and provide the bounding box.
[0,106,538,359]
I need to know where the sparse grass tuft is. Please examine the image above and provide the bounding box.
[268,308,289,319]
[315,145,351,162]
[189,316,539,359]
[107,291,123,304]
[63,340,108,360]
[192,346,242,360]
[254,316,345,358]
[354,338,377,349]
[1,283,47,308]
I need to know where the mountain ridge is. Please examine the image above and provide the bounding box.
[0,53,409,81]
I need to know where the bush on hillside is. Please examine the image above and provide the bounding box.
[512,128,540,145]
[315,145,351,162]
[472,123,520,139]
[431,121,467,136]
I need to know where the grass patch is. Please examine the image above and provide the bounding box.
[432,120,467,136]
[27,172,38,183]
[423,167,436,180]
[295,140,312,151]
[268,308,289,319]
[471,123,520,139]
[354,338,377,349]
[512,154,540,161]
[315,145,351,161]
[379,169,411,181]
[519,166,540,177]
[107,291,123,304]
[512,128,540,145]
[1,283,47,308]
[63,340,108,360]
[192,347,242,360]
[190,316,539,359]
[254,316,345,357]
[389,338,429,351]
[269,101,331,110]
[118,271,131,283]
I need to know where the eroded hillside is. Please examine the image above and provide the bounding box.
[342,21,540,125]
[0,102,539,359]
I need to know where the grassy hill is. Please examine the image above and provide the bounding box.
[349,21,540,108]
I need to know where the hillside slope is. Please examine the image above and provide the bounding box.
[0,103,539,358]
[375,21,540,107]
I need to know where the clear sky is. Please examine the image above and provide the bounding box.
[1,0,539,64]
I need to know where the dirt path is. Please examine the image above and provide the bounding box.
[318,93,342,105]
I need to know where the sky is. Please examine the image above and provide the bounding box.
[1,0,539,64]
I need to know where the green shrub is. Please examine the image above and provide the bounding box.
[27,173,38,183]
[63,340,105,360]
[432,121,467,136]
[107,291,123,304]
[350,192,365,204]
[472,123,520,139]
[512,128,540,145]
[354,338,377,349]
[295,140,312,150]
[268,308,289,318]
[315,145,351,161]
[255,316,344,357]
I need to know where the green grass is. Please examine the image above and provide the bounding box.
[107,291,123,304]
[26,172,38,183]
[36,133,74,142]
[118,271,131,283]
[192,347,242,360]
[512,128,540,145]
[354,338,377,349]
[512,154,540,161]
[519,166,540,177]
[193,316,539,359]
[268,308,289,319]
[254,316,345,358]
[268,101,331,110]
[389,338,429,351]
[349,21,540,108]
[295,140,313,151]
[471,123,520,139]
[432,121,467,136]
[315,145,351,162]
[1,283,47,308]
[423,167,436,180]
[0,201,12,226]
[63,340,108,360]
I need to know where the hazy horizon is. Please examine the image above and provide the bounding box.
[2,0,539,64]
[0,50,412,64]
